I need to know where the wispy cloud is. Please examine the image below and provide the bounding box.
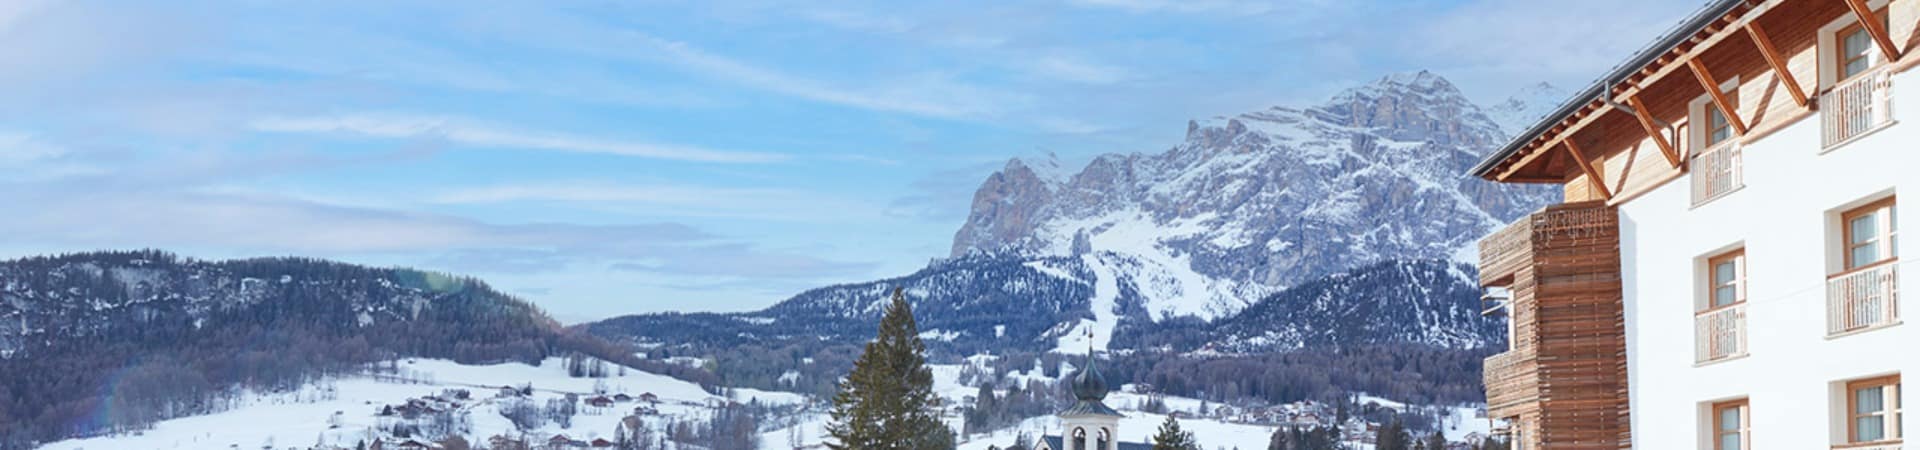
[1034,117,1112,135]
[798,8,916,34]
[0,131,111,181]
[0,183,877,281]
[430,181,889,223]
[1029,56,1131,85]
[1064,0,1278,15]
[1402,0,1700,93]
[0,0,55,33]
[611,242,878,279]
[629,34,1020,119]
[885,160,1007,222]
[250,113,788,164]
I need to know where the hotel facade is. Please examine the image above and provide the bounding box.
[1474,0,1915,449]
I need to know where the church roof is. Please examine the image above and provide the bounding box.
[1068,351,1110,402]
[1040,435,1154,450]
[1060,346,1124,418]
[1059,399,1125,418]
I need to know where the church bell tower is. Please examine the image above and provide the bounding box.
[1057,348,1123,450]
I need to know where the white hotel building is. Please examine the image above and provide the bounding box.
[1473,0,1914,449]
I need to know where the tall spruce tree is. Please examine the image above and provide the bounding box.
[826,288,955,449]
[1151,415,1200,450]
[1375,420,1410,450]
[1423,430,1446,450]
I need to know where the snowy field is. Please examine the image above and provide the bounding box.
[39,358,796,450]
[40,354,1487,450]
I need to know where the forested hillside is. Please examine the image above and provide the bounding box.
[0,250,710,449]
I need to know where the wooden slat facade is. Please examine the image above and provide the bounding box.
[1480,201,1628,450]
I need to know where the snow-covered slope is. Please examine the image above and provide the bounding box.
[949,71,1559,329]
[38,357,790,450]
[1485,82,1571,138]
[1208,260,1500,352]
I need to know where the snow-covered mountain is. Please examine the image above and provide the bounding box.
[588,71,1556,386]
[1484,81,1572,138]
[950,71,1557,326]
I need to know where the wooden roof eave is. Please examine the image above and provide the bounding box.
[1487,0,1779,183]
[1609,0,1780,102]
[1493,100,1616,182]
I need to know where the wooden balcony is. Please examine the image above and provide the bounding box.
[1483,349,1536,412]
[1474,201,1627,449]
[1477,202,1618,285]
[1822,67,1895,150]
[1694,303,1747,363]
[1828,260,1900,336]
[1690,142,1742,206]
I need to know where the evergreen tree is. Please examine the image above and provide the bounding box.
[826,288,955,449]
[1423,430,1446,450]
[1151,415,1200,450]
[1375,420,1410,450]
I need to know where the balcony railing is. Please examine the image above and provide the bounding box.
[1832,441,1902,450]
[1690,142,1743,205]
[1694,303,1746,363]
[1822,67,1895,149]
[1827,260,1900,336]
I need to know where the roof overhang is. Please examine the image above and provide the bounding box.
[1470,0,1757,181]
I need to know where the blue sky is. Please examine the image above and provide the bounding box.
[0,0,1702,322]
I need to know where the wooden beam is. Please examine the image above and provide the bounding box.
[1687,58,1749,136]
[1844,0,1901,63]
[1563,141,1612,200]
[1625,95,1682,167]
[1504,176,1568,184]
[1609,0,1783,103]
[1496,101,1619,181]
[1743,23,1808,107]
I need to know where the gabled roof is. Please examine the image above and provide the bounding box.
[1058,400,1125,418]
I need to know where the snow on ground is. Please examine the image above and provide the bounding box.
[731,387,808,407]
[39,350,1486,450]
[956,411,1280,450]
[1053,254,1119,353]
[39,358,740,450]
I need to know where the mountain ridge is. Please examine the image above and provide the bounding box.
[945,70,1557,331]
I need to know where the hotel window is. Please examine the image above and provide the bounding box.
[1837,11,1889,80]
[1713,399,1749,450]
[1691,78,1740,155]
[1709,250,1746,309]
[1843,198,1898,270]
[1706,102,1736,149]
[1847,375,1902,444]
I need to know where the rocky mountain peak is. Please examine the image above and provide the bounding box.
[1312,71,1500,147]
[947,69,1558,324]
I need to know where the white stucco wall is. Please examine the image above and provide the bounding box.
[1619,68,1919,449]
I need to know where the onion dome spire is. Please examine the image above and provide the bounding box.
[1071,336,1108,401]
